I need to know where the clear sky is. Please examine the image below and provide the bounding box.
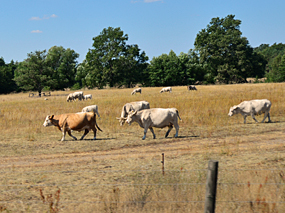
[1,0,285,64]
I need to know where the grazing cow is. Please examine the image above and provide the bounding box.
[187,85,197,91]
[116,101,150,126]
[66,93,75,102]
[43,112,102,141]
[84,94,92,100]
[82,105,100,117]
[131,88,142,95]
[73,91,84,101]
[228,99,272,124]
[125,108,182,140]
[160,87,172,93]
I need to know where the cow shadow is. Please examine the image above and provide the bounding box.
[246,120,282,124]
[165,135,199,139]
[84,137,116,141]
[61,137,116,141]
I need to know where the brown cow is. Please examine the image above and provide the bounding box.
[43,112,102,141]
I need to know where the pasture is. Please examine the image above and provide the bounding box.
[0,83,285,212]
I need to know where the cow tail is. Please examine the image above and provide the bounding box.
[176,110,182,122]
[92,112,103,132]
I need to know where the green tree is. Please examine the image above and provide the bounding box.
[255,43,285,81]
[178,50,206,85]
[147,50,182,86]
[46,46,79,90]
[14,50,54,95]
[0,58,18,94]
[81,27,148,89]
[146,50,206,87]
[266,55,285,82]
[194,14,265,83]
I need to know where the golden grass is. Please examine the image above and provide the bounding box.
[0,84,285,212]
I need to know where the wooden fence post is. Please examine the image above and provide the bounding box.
[161,153,165,175]
[204,160,219,213]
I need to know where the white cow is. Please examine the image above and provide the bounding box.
[82,105,100,117]
[160,87,172,93]
[84,94,92,100]
[116,101,150,126]
[125,108,182,140]
[73,91,84,101]
[131,88,142,95]
[66,93,75,102]
[228,99,272,124]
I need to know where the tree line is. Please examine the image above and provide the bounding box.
[1,14,285,95]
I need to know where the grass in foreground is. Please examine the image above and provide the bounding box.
[0,83,285,212]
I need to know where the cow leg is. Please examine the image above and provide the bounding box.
[174,123,179,138]
[149,127,156,139]
[142,127,148,140]
[92,127,97,140]
[261,112,271,123]
[67,130,77,140]
[267,113,271,122]
[80,129,89,140]
[165,125,173,138]
[243,116,247,124]
[61,130,66,141]
[251,114,259,123]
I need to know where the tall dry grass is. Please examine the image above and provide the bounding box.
[1,83,285,212]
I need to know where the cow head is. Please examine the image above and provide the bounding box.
[126,110,137,125]
[116,117,127,126]
[228,106,239,117]
[43,115,54,127]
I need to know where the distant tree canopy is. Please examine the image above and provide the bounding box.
[146,50,205,87]
[254,43,285,82]
[3,15,285,95]
[14,46,79,94]
[78,27,148,89]
[194,14,266,84]
[0,58,17,94]
[46,46,79,90]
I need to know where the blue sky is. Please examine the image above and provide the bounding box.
[1,0,285,64]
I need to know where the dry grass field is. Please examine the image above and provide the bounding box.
[0,83,285,212]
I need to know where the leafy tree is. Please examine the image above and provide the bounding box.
[14,50,54,95]
[147,50,182,86]
[46,46,79,90]
[81,27,148,89]
[266,55,285,82]
[254,43,285,81]
[194,14,265,83]
[178,50,206,85]
[146,50,206,87]
[0,58,18,94]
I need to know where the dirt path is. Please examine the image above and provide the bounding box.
[1,131,284,169]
